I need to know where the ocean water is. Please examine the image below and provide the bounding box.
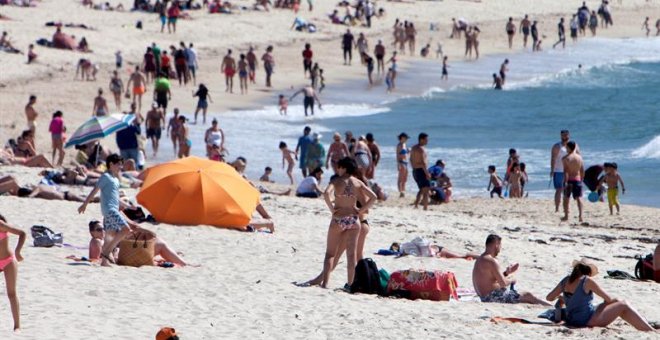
[153,37,660,207]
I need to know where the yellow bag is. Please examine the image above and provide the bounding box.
[117,229,155,267]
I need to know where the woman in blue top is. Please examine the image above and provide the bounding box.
[79,154,137,266]
[546,258,655,331]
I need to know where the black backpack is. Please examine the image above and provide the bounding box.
[634,254,654,280]
[350,258,382,295]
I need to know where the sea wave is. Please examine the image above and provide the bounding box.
[632,135,660,159]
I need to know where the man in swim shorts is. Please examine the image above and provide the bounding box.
[24,95,38,134]
[246,46,257,84]
[520,15,531,48]
[221,49,236,93]
[410,133,430,210]
[551,130,578,213]
[145,102,165,157]
[473,234,551,305]
[562,140,585,222]
[499,59,509,84]
[126,66,147,113]
[290,85,322,116]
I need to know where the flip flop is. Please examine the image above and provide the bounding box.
[293,281,312,287]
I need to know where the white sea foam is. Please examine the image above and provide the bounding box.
[632,135,660,159]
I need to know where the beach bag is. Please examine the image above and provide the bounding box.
[350,258,383,295]
[117,229,156,267]
[387,269,459,301]
[31,225,63,247]
[634,253,654,280]
[123,206,147,222]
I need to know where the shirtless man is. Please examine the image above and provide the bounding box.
[246,46,258,84]
[520,15,531,48]
[145,103,165,157]
[92,88,109,117]
[290,85,322,116]
[499,59,509,85]
[25,95,38,134]
[125,66,147,113]
[562,141,585,222]
[506,17,516,49]
[221,49,237,93]
[410,133,430,210]
[167,108,181,156]
[473,234,551,305]
[550,130,579,212]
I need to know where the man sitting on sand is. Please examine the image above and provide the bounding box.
[87,220,188,266]
[472,234,551,305]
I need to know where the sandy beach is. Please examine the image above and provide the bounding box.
[1,0,660,338]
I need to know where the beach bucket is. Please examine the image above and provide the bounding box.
[588,191,599,203]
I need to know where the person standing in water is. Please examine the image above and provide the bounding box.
[125,66,147,113]
[500,59,509,85]
[441,56,449,81]
[290,86,322,116]
[193,83,213,124]
[553,17,566,49]
[167,108,181,156]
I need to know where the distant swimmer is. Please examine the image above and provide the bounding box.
[492,73,503,90]
[290,86,322,116]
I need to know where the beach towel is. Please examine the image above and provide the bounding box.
[490,317,557,325]
[387,269,459,301]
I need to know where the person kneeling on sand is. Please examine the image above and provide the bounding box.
[87,220,188,266]
[295,167,324,198]
[546,258,656,331]
[472,234,551,305]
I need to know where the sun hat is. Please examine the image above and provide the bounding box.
[156,327,178,340]
[571,258,599,276]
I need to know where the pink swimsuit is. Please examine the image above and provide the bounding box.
[0,231,14,271]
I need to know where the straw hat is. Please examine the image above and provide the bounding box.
[571,258,599,276]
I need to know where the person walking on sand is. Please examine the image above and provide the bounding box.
[221,49,237,93]
[125,66,147,113]
[290,85,322,116]
[238,54,249,95]
[24,95,38,134]
[551,130,578,213]
[570,14,579,43]
[531,20,540,51]
[506,17,516,49]
[553,17,566,49]
[154,73,172,115]
[642,17,651,37]
[302,43,313,77]
[396,132,409,198]
[0,214,26,331]
[193,83,213,124]
[546,258,656,331]
[247,46,258,84]
[342,29,355,65]
[562,141,585,222]
[411,133,431,210]
[262,45,275,87]
[48,111,66,166]
[186,43,198,85]
[177,115,191,158]
[167,108,181,156]
[473,234,552,305]
[374,40,385,74]
[365,133,380,180]
[279,141,297,185]
[167,2,180,34]
[92,88,109,117]
[79,154,138,267]
[109,70,124,111]
[520,15,531,48]
[145,103,165,157]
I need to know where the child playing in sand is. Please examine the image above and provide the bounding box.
[508,163,522,198]
[598,162,625,215]
[279,141,296,185]
[259,167,275,183]
[0,214,26,331]
[487,165,503,198]
[278,94,288,115]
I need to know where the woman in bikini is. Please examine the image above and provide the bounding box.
[177,115,190,158]
[0,214,26,331]
[396,132,409,198]
[298,157,376,289]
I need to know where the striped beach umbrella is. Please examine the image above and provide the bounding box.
[64,114,135,148]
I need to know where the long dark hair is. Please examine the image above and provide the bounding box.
[337,157,357,176]
[568,264,592,283]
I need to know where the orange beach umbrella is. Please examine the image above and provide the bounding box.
[137,157,259,229]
